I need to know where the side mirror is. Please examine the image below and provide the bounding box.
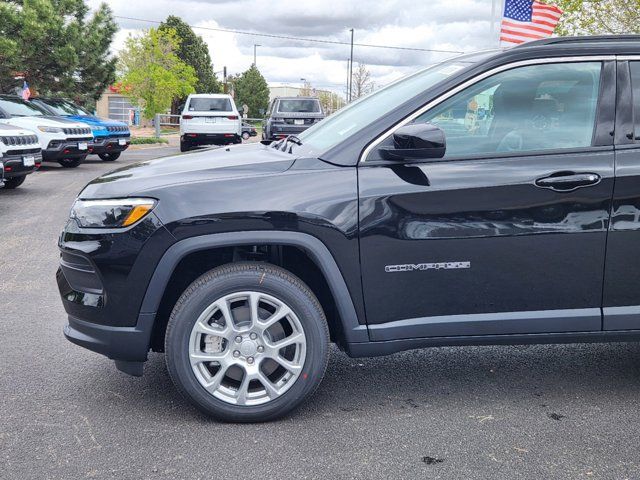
[379,123,446,161]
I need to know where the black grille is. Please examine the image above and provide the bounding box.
[5,147,41,156]
[62,127,92,135]
[107,125,129,133]
[0,134,39,146]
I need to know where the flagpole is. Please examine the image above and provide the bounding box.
[490,0,496,42]
[491,0,506,47]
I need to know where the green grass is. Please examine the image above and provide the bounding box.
[130,137,169,145]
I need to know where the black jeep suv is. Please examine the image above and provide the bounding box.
[58,36,640,422]
[262,96,324,141]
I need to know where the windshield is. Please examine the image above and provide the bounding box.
[296,58,474,154]
[39,99,90,116]
[188,97,233,112]
[277,99,320,113]
[0,97,47,117]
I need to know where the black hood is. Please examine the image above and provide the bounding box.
[80,143,296,199]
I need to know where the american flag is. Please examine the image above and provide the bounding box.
[500,0,563,46]
[21,80,31,101]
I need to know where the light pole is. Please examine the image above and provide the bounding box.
[253,44,261,67]
[348,28,354,102]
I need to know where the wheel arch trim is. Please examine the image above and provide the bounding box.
[140,231,369,344]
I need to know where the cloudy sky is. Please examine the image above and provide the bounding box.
[89,0,503,94]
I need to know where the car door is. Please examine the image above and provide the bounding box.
[358,58,616,341]
[603,58,640,329]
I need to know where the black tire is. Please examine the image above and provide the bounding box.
[165,262,330,422]
[3,175,26,189]
[242,132,250,140]
[98,152,121,161]
[180,140,191,152]
[58,157,83,168]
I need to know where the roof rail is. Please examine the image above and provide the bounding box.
[516,35,640,48]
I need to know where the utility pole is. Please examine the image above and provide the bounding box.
[223,66,227,93]
[253,44,261,67]
[346,59,350,103]
[348,28,354,102]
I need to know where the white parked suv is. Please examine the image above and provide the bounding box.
[0,123,41,189]
[180,94,241,152]
[0,95,93,168]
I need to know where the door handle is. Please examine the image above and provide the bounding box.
[535,172,601,192]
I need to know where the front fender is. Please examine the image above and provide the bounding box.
[139,230,369,345]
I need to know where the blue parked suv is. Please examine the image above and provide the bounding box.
[31,98,130,161]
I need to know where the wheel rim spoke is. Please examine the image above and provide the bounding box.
[215,299,234,329]
[260,304,293,330]
[236,371,251,404]
[248,292,261,329]
[203,364,229,393]
[267,331,304,350]
[273,355,303,374]
[193,318,227,337]
[189,351,227,366]
[257,371,280,399]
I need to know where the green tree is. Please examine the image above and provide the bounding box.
[159,16,220,94]
[0,0,117,105]
[555,0,640,36]
[231,65,269,118]
[118,28,197,120]
[317,90,345,115]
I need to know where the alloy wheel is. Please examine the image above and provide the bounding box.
[188,291,307,406]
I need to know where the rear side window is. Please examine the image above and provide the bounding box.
[277,99,320,113]
[629,62,640,141]
[188,98,232,112]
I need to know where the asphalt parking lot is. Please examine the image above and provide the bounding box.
[2,146,640,479]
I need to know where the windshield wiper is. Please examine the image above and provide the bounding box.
[274,135,303,153]
[286,135,302,146]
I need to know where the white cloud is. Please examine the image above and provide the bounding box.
[92,0,503,94]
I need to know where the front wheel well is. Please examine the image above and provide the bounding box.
[149,244,344,352]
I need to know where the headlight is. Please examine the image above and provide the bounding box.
[71,198,157,228]
[38,126,63,133]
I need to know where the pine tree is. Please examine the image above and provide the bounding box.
[0,0,117,105]
[232,65,270,118]
[159,16,220,94]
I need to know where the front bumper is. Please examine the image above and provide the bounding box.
[43,137,92,161]
[2,149,41,178]
[57,214,175,374]
[89,136,131,155]
[63,313,155,375]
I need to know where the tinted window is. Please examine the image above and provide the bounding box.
[629,62,640,141]
[0,97,46,117]
[39,99,90,116]
[405,62,602,158]
[277,99,320,113]
[188,98,232,112]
